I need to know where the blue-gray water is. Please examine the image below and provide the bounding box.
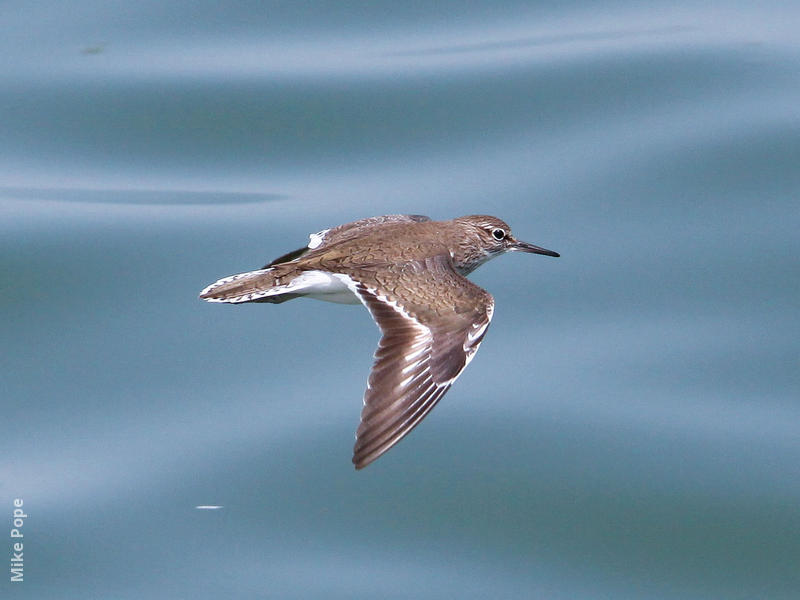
[2,2,799,598]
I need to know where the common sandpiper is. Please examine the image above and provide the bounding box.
[200,214,559,469]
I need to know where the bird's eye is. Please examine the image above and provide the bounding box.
[491,228,506,241]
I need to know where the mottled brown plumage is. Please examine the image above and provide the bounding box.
[199,214,558,469]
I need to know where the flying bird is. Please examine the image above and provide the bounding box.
[200,214,558,469]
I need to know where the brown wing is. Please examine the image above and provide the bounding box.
[347,254,494,469]
[263,214,431,268]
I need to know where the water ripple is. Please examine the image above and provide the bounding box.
[0,186,282,205]
[387,26,694,57]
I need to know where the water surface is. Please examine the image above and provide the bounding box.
[2,2,799,598]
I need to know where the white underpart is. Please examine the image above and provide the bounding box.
[254,270,360,304]
[299,271,361,304]
[307,228,330,249]
[201,269,360,304]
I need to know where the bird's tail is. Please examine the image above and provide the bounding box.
[199,265,299,304]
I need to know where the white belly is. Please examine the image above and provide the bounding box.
[286,270,361,304]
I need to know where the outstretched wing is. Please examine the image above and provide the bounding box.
[263,214,431,268]
[346,254,494,469]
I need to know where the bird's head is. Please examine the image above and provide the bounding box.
[452,215,559,274]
